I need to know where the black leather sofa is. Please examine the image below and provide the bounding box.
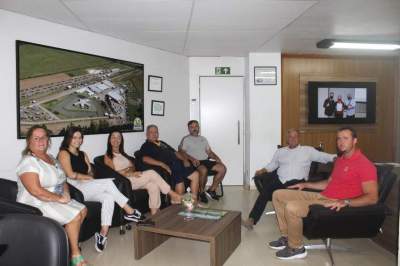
[0,178,99,242]
[0,213,69,266]
[0,175,135,242]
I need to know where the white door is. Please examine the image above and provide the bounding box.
[199,76,244,185]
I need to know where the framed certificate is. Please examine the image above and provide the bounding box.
[151,100,165,116]
[148,75,163,92]
[254,66,277,85]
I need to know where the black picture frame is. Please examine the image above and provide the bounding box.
[308,81,376,124]
[254,66,277,85]
[148,75,163,92]
[16,40,144,139]
[151,100,165,116]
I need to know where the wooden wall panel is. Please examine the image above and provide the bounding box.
[282,55,398,161]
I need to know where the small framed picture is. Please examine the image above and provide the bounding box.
[148,75,163,92]
[151,100,165,116]
[254,66,277,85]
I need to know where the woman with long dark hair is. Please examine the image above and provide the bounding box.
[104,130,182,215]
[58,126,143,253]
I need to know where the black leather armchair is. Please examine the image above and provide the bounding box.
[0,213,69,266]
[302,164,396,264]
[253,146,328,194]
[93,155,151,213]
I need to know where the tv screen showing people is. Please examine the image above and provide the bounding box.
[320,87,366,119]
[308,81,375,124]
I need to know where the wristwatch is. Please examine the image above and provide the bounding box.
[344,199,351,206]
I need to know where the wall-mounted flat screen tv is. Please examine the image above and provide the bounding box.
[16,40,144,139]
[308,81,376,124]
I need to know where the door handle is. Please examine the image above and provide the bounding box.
[237,120,240,145]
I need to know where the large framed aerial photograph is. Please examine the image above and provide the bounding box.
[16,40,144,138]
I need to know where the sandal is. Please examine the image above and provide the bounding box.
[71,254,88,266]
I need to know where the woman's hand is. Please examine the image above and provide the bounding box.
[78,173,93,180]
[57,193,71,204]
[132,171,142,178]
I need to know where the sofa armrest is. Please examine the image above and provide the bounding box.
[0,197,42,215]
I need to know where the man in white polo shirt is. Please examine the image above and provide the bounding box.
[242,129,336,230]
[179,120,226,203]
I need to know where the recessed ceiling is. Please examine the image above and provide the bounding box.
[0,0,399,56]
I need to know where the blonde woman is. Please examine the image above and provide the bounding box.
[16,125,88,266]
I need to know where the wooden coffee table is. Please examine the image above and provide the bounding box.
[133,205,241,266]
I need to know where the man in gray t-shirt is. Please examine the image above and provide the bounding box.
[179,120,226,203]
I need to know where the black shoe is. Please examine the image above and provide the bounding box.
[95,232,107,253]
[199,192,208,203]
[268,236,288,250]
[276,246,307,260]
[205,189,219,201]
[241,218,254,230]
[124,209,144,222]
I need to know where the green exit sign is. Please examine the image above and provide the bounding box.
[215,67,231,75]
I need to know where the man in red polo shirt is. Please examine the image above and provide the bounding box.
[268,127,378,260]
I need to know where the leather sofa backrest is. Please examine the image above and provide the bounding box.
[375,164,395,204]
[0,213,69,266]
[0,179,18,201]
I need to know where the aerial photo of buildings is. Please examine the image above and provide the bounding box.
[17,41,144,138]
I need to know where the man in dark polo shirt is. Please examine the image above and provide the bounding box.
[268,127,378,260]
[139,124,199,201]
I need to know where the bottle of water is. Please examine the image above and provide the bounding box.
[183,187,192,203]
[183,187,194,207]
[183,187,194,220]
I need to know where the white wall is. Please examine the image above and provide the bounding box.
[188,55,281,188]
[0,10,189,180]
[248,53,281,188]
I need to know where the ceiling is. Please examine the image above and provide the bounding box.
[1,0,399,56]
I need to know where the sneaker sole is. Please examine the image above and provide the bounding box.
[205,191,219,201]
[268,245,286,250]
[242,224,253,230]
[94,234,106,253]
[95,245,104,253]
[276,251,307,260]
[124,216,140,222]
